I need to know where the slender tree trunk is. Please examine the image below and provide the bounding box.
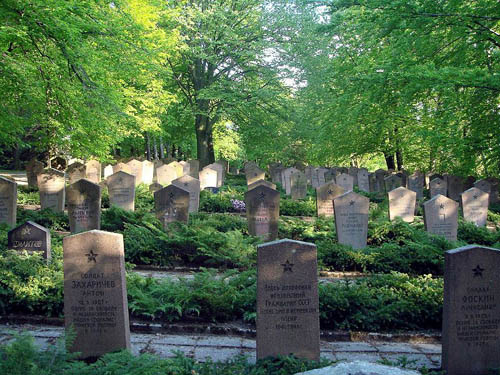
[13,143,21,170]
[153,137,158,159]
[384,152,396,170]
[145,133,151,160]
[396,150,403,171]
[195,97,215,167]
[160,136,165,159]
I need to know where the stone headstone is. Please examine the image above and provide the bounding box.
[156,164,178,186]
[167,161,184,178]
[112,162,131,175]
[430,177,447,198]
[149,182,163,194]
[324,169,336,184]
[388,187,416,223]
[408,172,424,199]
[85,160,101,184]
[127,159,143,186]
[474,179,491,198]
[442,245,500,375]
[26,159,44,187]
[248,179,276,191]
[172,175,200,213]
[103,165,114,179]
[316,182,345,217]
[429,173,444,187]
[244,161,259,174]
[0,176,17,227]
[368,173,377,193]
[305,166,314,185]
[179,161,190,176]
[154,185,190,229]
[8,221,51,259]
[63,230,130,359]
[199,167,218,190]
[187,160,200,179]
[257,239,319,361]
[290,171,307,200]
[464,176,476,190]
[336,173,354,192]
[245,185,280,240]
[270,165,284,184]
[246,166,266,186]
[348,167,359,186]
[374,169,387,192]
[67,179,101,233]
[50,156,67,171]
[283,167,299,195]
[206,163,224,187]
[334,191,369,249]
[446,175,464,201]
[461,187,489,227]
[141,160,154,185]
[486,177,499,205]
[357,168,370,193]
[384,174,403,192]
[107,171,135,211]
[423,194,458,242]
[67,162,87,185]
[37,168,65,212]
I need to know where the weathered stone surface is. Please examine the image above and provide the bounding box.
[26,159,44,187]
[245,185,280,240]
[282,167,299,195]
[269,164,284,184]
[67,179,101,233]
[156,164,178,186]
[486,177,499,204]
[443,245,500,375]
[334,191,369,249]
[384,174,403,192]
[179,161,191,176]
[154,185,190,229]
[85,160,101,184]
[290,171,307,200]
[38,169,65,212]
[127,159,144,186]
[142,160,154,185]
[107,171,135,211]
[464,176,476,190]
[316,182,345,217]
[248,179,276,191]
[408,172,424,199]
[373,169,387,192]
[149,182,163,194]
[430,177,447,198]
[206,163,224,187]
[0,176,17,227]
[336,173,354,192]
[246,166,266,186]
[167,161,184,178]
[67,162,87,185]
[112,162,132,175]
[445,175,464,201]
[63,230,130,359]
[8,221,51,260]
[257,239,319,361]
[172,175,200,213]
[357,168,370,193]
[199,167,218,190]
[294,361,420,375]
[103,165,114,179]
[187,160,200,179]
[50,156,67,171]
[388,187,416,223]
[461,187,489,227]
[348,167,359,186]
[324,169,336,183]
[423,194,458,241]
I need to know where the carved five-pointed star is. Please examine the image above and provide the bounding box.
[473,195,478,200]
[169,192,175,199]
[281,260,294,273]
[472,264,484,277]
[21,226,31,236]
[439,204,445,210]
[184,182,189,187]
[259,192,266,200]
[85,249,98,263]
[327,190,333,195]
[349,200,355,206]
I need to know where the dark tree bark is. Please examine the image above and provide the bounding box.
[384,152,396,170]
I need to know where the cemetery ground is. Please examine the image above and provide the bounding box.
[1,173,500,374]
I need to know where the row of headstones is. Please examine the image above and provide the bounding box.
[60,229,500,374]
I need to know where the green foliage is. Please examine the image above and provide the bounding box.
[17,186,40,205]
[280,197,316,217]
[199,190,244,213]
[16,208,69,231]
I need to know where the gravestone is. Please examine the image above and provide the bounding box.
[149,182,163,194]
[206,162,224,187]
[305,166,314,185]
[461,187,489,227]
[324,169,336,184]
[256,239,320,361]
[26,159,44,187]
[486,177,499,205]
[199,167,218,190]
[388,187,416,223]
[464,176,476,190]
[334,191,369,249]
[127,159,143,186]
[103,165,113,179]
[0,176,17,227]
[168,161,184,178]
[357,168,370,193]
[246,166,266,186]
[112,162,131,175]
[50,156,67,171]
[336,173,354,192]
[156,164,178,186]
[316,168,328,187]
[107,171,136,211]
[248,179,276,191]
[142,160,154,185]
[423,194,458,241]
[67,162,87,185]
[179,161,190,176]
[63,230,130,359]
[408,171,424,199]
[270,164,284,184]
[38,168,65,212]
[430,177,447,198]
[446,175,464,201]
[85,160,101,184]
[187,160,200,179]
[429,173,444,186]
[8,221,51,260]
[290,171,307,200]
[67,179,101,233]
[368,173,377,193]
[374,169,387,192]
[245,185,280,240]
[348,167,359,186]
[384,174,403,192]
[474,179,491,198]
[154,185,190,229]
[283,167,299,195]
[316,182,345,217]
[244,161,259,174]
[172,175,200,213]
[442,245,500,375]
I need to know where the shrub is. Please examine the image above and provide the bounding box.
[16,208,69,231]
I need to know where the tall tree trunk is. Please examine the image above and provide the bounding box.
[384,152,396,170]
[195,111,215,168]
[159,137,165,159]
[145,133,151,160]
[13,143,21,170]
[396,149,403,171]
[153,137,158,160]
